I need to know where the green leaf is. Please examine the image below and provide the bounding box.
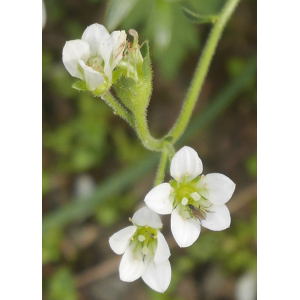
[105,0,139,31]
[152,0,173,51]
[182,6,218,23]
[72,80,88,91]
[150,3,199,79]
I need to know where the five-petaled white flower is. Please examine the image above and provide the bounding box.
[144,146,236,248]
[109,206,171,293]
[62,23,126,91]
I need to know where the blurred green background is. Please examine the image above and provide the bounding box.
[42,0,257,299]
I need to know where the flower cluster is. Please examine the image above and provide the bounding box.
[62,24,126,92]
[62,24,236,293]
[109,146,235,292]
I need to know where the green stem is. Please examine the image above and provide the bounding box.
[167,0,241,143]
[101,93,135,128]
[133,112,166,151]
[154,151,168,186]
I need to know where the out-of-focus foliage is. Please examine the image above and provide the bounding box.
[44,94,110,173]
[42,227,63,264]
[48,267,78,300]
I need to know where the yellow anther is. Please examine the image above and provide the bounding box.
[176,177,180,181]
[201,175,205,178]
[131,237,134,241]
[185,173,188,177]
[129,217,132,222]
[146,226,149,228]
[154,236,157,239]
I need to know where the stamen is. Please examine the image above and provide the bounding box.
[185,173,188,177]
[191,192,201,201]
[129,217,132,222]
[131,237,134,241]
[181,197,188,205]
[201,175,205,178]
[138,235,145,242]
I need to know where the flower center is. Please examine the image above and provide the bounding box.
[87,56,104,72]
[131,226,158,259]
[170,178,212,220]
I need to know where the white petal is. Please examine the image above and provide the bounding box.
[99,36,115,82]
[119,243,145,282]
[109,226,137,255]
[144,183,173,215]
[62,40,90,79]
[142,259,171,293]
[81,23,110,57]
[111,30,126,69]
[200,204,231,231]
[198,173,236,205]
[132,206,162,229]
[170,146,203,182]
[154,232,171,264]
[171,205,201,248]
[78,60,105,91]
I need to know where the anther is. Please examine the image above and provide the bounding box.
[129,217,132,222]
[142,246,148,255]
[181,197,188,205]
[138,235,145,242]
[191,192,201,201]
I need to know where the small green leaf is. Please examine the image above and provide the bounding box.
[182,6,218,23]
[106,0,139,31]
[72,80,88,91]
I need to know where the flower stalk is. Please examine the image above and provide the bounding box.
[166,0,241,143]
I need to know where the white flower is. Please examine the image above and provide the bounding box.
[62,23,126,91]
[109,206,171,293]
[145,146,236,248]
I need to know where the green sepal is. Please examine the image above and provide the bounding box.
[72,80,88,91]
[112,68,124,84]
[93,82,109,96]
[182,6,218,24]
[113,41,152,114]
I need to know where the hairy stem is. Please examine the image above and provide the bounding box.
[166,0,241,143]
[154,151,168,186]
[101,93,135,128]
